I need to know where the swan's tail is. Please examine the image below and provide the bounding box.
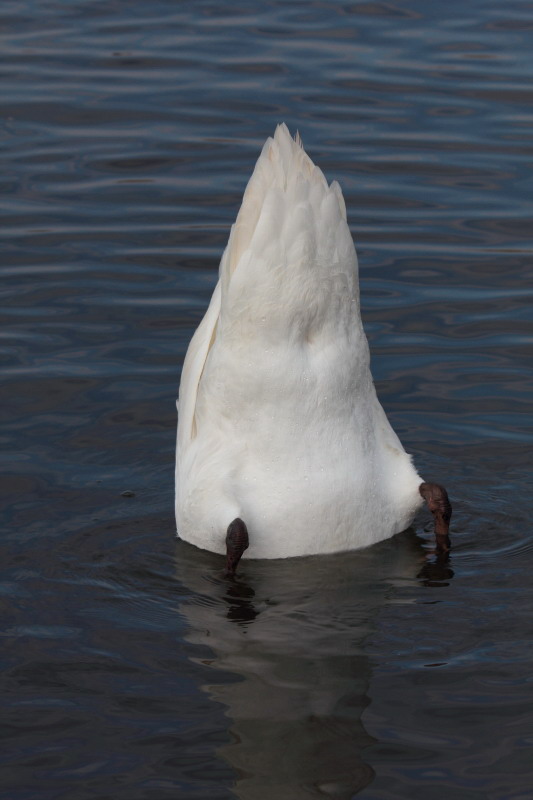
[218,124,359,342]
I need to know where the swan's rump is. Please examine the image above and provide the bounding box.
[176,125,423,558]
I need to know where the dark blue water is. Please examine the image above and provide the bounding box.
[2,1,532,798]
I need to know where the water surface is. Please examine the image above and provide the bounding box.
[2,1,532,798]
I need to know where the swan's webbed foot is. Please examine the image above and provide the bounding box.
[419,482,452,554]
[224,518,249,577]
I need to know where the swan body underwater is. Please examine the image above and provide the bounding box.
[175,124,451,574]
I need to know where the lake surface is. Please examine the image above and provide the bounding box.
[2,1,532,798]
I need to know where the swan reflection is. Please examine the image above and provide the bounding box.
[175,531,452,799]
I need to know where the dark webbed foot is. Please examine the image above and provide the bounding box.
[225,518,249,577]
[419,482,452,554]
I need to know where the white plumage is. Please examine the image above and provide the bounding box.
[175,124,423,559]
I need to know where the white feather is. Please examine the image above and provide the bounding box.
[176,123,423,558]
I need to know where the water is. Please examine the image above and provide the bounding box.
[2,1,532,797]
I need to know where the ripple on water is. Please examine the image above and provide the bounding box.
[1,0,532,798]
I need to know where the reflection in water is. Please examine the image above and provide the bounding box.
[175,532,450,799]
[224,581,260,625]
[417,554,454,588]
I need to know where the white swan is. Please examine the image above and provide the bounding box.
[175,124,450,571]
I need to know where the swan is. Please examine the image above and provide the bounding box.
[175,124,451,573]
